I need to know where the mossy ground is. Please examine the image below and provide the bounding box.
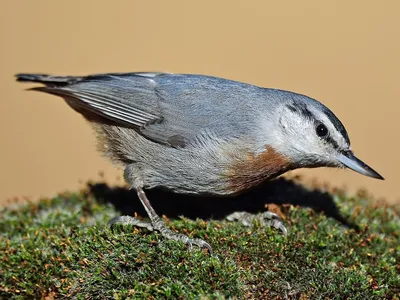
[0,181,399,299]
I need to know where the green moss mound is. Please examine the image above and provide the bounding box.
[0,184,399,299]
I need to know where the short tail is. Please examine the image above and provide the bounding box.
[15,73,83,87]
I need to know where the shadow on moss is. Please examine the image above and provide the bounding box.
[89,177,360,230]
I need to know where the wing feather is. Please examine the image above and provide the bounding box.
[22,73,260,148]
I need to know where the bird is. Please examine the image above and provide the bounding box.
[16,72,384,252]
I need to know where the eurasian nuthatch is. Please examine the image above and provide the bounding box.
[16,72,383,252]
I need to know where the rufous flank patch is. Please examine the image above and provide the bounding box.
[226,146,292,193]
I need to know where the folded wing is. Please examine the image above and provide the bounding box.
[17,72,256,147]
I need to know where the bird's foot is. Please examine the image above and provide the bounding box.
[152,218,212,253]
[109,215,212,253]
[109,215,154,231]
[226,211,288,236]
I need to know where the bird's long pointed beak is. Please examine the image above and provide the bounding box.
[337,151,384,180]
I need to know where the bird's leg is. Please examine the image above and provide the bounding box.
[110,187,212,252]
[226,211,288,236]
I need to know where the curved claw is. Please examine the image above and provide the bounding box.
[260,212,288,236]
[190,238,213,254]
[269,218,288,236]
[279,223,288,236]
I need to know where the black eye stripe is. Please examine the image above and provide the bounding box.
[286,98,350,146]
[321,108,350,145]
[324,135,340,150]
[285,102,344,150]
[314,121,340,149]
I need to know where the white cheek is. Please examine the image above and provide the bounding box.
[282,115,315,150]
[256,111,325,160]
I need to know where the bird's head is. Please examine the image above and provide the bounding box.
[263,90,383,180]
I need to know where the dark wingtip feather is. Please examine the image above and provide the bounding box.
[15,73,83,86]
[15,73,50,83]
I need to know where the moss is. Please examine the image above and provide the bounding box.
[0,182,399,299]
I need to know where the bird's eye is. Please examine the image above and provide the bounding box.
[316,123,328,137]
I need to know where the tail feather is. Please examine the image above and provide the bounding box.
[15,73,83,86]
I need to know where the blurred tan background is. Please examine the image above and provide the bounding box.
[1,1,398,205]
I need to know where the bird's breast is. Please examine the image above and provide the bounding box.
[224,146,293,193]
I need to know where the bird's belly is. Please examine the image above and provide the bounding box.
[141,144,293,195]
[140,149,231,195]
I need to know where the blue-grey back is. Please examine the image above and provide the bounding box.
[68,73,282,146]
